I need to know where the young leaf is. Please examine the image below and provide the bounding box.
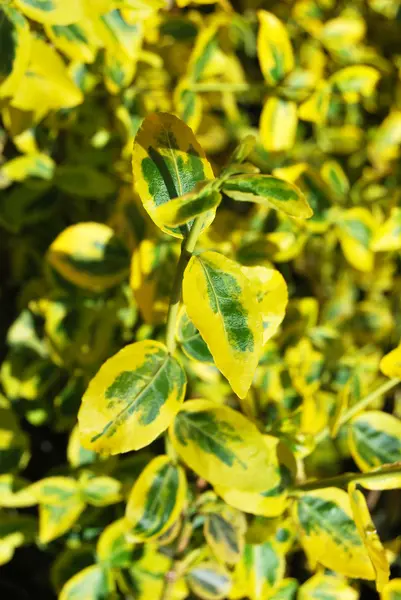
[126,455,187,542]
[257,11,294,86]
[59,565,114,600]
[223,175,312,219]
[183,251,263,398]
[186,561,232,600]
[132,112,215,238]
[203,505,246,565]
[349,411,401,472]
[348,482,389,591]
[293,487,375,579]
[176,306,214,364]
[78,340,187,455]
[260,98,298,151]
[47,222,130,292]
[169,399,279,492]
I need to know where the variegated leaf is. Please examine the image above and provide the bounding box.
[126,455,187,542]
[176,306,214,364]
[132,112,215,238]
[183,251,263,398]
[257,11,294,86]
[78,340,187,455]
[349,411,401,472]
[260,98,298,152]
[186,561,232,600]
[169,399,279,492]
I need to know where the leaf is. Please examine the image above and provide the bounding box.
[293,487,375,579]
[0,513,37,566]
[0,6,31,99]
[330,65,380,102]
[0,407,30,474]
[321,160,350,200]
[223,175,312,219]
[349,411,401,472]
[80,476,122,506]
[10,37,83,121]
[356,464,401,491]
[348,482,389,591]
[381,578,401,600]
[234,542,286,600]
[0,475,37,507]
[380,344,401,378]
[373,208,401,252]
[368,111,401,166]
[96,518,134,569]
[59,565,114,600]
[260,97,298,152]
[132,112,215,238]
[186,561,232,600]
[215,438,295,517]
[32,477,85,544]
[183,250,263,398]
[14,0,84,25]
[47,222,130,291]
[257,11,294,86]
[169,399,279,492]
[298,573,358,600]
[270,578,298,600]
[154,185,222,228]
[203,505,246,565]
[130,239,180,325]
[1,153,55,183]
[45,21,100,64]
[78,340,186,455]
[176,306,213,364]
[54,165,116,199]
[126,455,187,542]
[336,208,375,273]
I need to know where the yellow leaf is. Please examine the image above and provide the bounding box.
[293,487,375,579]
[78,340,187,455]
[169,399,279,492]
[15,0,84,25]
[260,97,298,152]
[183,251,263,398]
[380,344,401,378]
[257,11,294,86]
[0,6,31,99]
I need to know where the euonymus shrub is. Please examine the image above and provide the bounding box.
[2,0,401,599]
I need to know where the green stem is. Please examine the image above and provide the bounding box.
[292,463,401,493]
[189,82,268,93]
[314,377,400,445]
[165,216,205,354]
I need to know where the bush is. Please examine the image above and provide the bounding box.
[1,0,401,598]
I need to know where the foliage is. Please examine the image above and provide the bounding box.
[1,0,401,598]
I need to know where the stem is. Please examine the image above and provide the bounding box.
[292,463,401,493]
[189,82,268,93]
[165,216,205,354]
[314,377,400,445]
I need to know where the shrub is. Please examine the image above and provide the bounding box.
[1,0,401,599]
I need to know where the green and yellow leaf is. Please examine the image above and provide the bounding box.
[293,487,375,579]
[349,482,389,591]
[155,184,222,228]
[233,542,286,600]
[330,65,381,102]
[96,518,134,569]
[80,475,122,506]
[0,6,31,99]
[176,306,214,364]
[298,573,358,600]
[78,340,187,455]
[183,251,263,398]
[14,0,84,25]
[373,208,401,251]
[381,578,401,600]
[47,222,130,291]
[59,565,114,600]
[336,208,375,273]
[223,175,312,219]
[186,561,232,600]
[126,455,187,542]
[380,344,401,378]
[132,112,215,238]
[349,411,401,472]
[0,513,36,566]
[203,505,246,565]
[260,98,298,152]
[1,153,55,183]
[169,399,279,492]
[257,11,294,86]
